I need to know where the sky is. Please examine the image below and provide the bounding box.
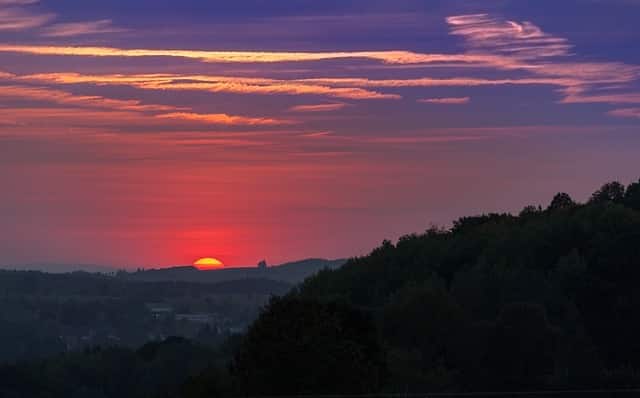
[1,0,639,268]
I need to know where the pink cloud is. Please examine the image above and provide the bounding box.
[0,1,39,5]
[0,6,53,30]
[42,19,126,37]
[608,108,640,119]
[446,14,571,60]
[418,97,470,105]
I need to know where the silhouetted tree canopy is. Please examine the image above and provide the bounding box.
[232,296,386,396]
[547,192,576,211]
[625,179,640,210]
[589,181,626,204]
[297,179,640,392]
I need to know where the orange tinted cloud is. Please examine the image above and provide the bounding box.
[298,76,581,88]
[156,112,295,126]
[301,131,333,138]
[0,84,294,128]
[288,103,349,112]
[19,72,399,100]
[0,43,507,66]
[13,69,639,110]
[0,84,182,112]
[2,13,638,116]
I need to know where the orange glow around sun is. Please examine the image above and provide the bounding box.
[193,257,225,270]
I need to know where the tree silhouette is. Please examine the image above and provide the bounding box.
[547,192,576,211]
[624,179,640,210]
[486,303,558,388]
[232,296,386,396]
[589,181,625,204]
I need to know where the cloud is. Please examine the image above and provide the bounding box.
[18,72,578,97]
[0,84,183,112]
[0,43,507,66]
[0,107,146,129]
[15,70,635,107]
[288,103,349,112]
[0,0,38,5]
[297,76,581,89]
[1,12,638,120]
[444,14,640,111]
[419,97,470,105]
[0,84,293,128]
[608,108,640,119]
[446,14,571,60]
[155,112,295,126]
[0,6,54,31]
[559,85,640,104]
[301,131,333,138]
[0,1,124,37]
[367,135,491,144]
[42,19,126,37]
[18,72,400,100]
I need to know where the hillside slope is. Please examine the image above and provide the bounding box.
[294,179,640,391]
[125,258,345,284]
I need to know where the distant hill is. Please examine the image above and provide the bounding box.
[123,258,346,284]
[0,269,292,297]
[0,263,116,274]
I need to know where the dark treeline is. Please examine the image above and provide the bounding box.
[1,178,640,397]
[0,270,291,298]
[0,337,234,398]
[289,179,640,392]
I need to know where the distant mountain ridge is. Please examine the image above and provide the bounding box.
[0,263,117,274]
[122,258,346,284]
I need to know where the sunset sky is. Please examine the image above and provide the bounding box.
[1,0,639,268]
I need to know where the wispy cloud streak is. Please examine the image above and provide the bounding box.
[0,43,509,66]
[288,103,349,112]
[156,112,294,126]
[42,19,126,37]
[0,83,293,126]
[447,14,571,59]
[0,6,53,30]
[18,72,400,100]
[0,84,181,112]
[609,108,640,119]
[419,97,470,104]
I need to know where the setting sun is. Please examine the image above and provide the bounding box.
[193,257,225,270]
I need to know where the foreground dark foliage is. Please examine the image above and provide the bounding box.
[232,296,387,395]
[0,337,230,398]
[296,178,640,391]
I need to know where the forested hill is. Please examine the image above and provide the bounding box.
[284,179,640,391]
[123,258,345,284]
